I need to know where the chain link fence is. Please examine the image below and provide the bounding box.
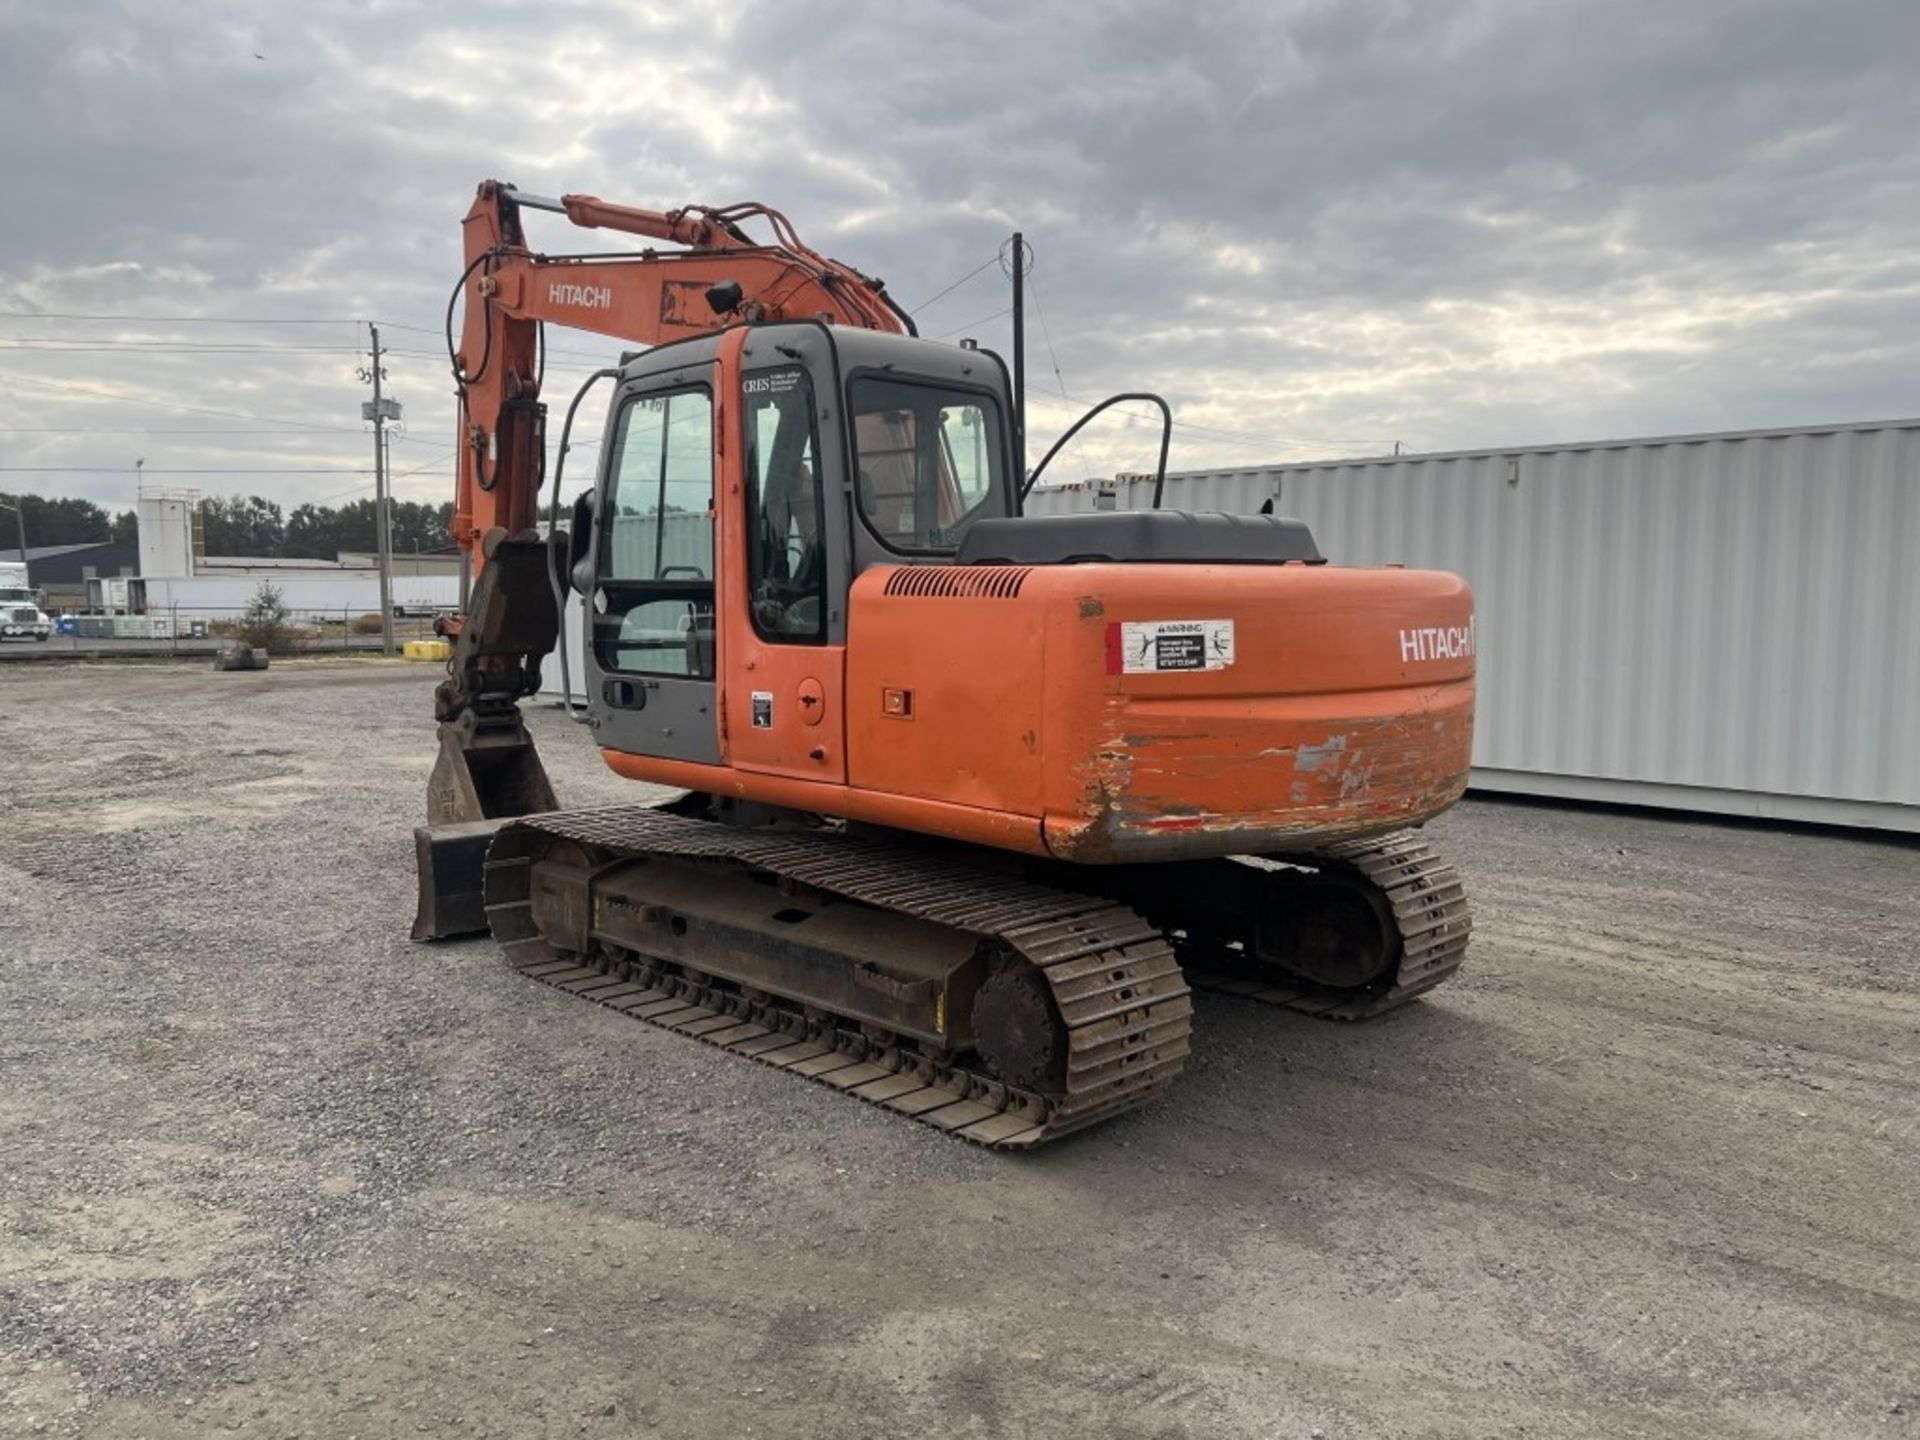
[13,605,451,656]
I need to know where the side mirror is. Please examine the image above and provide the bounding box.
[567,490,597,596]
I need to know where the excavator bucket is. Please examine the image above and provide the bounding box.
[411,721,559,941]
[410,531,564,942]
[412,716,562,940]
[424,711,559,826]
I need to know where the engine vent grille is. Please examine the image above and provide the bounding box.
[882,566,1031,599]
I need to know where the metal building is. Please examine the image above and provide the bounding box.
[1027,418,1920,833]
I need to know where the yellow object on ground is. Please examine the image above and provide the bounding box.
[404,639,452,662]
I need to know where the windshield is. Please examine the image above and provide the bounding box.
[849,376,1008,552]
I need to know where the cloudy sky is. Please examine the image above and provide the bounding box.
[2,0,1917,517]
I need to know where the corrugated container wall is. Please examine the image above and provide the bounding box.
[1025,420,1920,832]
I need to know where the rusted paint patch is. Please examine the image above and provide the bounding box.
[1053,688,1473,863]
[1077,596,1105,619]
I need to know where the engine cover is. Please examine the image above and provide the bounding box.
[845,558,1475,862]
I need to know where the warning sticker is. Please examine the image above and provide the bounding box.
[1116,620,1236,674]
[750,691,774,728]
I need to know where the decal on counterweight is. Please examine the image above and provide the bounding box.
[1108,619,1236,674]
[1397,616,1476,663]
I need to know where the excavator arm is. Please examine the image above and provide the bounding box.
[415,180,908,937]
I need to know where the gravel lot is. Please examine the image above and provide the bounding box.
[2,659,1915,1439]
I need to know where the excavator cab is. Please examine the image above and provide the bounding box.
[565,323,1018,781]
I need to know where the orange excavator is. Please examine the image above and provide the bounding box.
[413,179,1476,1147]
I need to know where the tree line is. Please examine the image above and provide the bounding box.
[0,493,138,549]
[0,492,455,559]
[197,495,456,558]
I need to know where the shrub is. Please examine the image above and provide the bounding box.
[236,582,294,654]
[349,612,386,636]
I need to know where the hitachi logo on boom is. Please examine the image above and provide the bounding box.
[1398,618,1477,663]
[548,282,613,310]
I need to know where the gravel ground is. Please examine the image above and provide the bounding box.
[1,659,1915,1439]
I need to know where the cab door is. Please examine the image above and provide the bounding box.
[720,348,846,783]
[586,368,720,765]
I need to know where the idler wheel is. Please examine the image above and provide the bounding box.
[1258,867,1396,990]
[971,962,1066,1093]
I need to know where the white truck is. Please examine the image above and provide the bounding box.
[0,560,52,642]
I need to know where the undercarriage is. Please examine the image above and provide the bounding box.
[438,798,1471,1148]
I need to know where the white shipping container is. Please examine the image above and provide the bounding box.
[1026,418,1920,832]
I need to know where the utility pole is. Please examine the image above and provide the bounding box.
[366,326,396,655]
[0,497,26,563]
[1009,231,1027,480]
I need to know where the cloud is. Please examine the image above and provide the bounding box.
[1,0,1917,512]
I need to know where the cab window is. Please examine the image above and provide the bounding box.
[595,386,715,678]
[744,367,825,642]
[849,377,1008,552]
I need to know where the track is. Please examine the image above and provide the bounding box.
[479,809,1466,1147]
[1180,831,1473,1020]
[483,806,1194,1149]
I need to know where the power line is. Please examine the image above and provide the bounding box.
[2,310,626,364]
[1027,274,1071,403]
[0,466,387,475]
[1,301,1382,462]
[0,427,351,436]
[0,428,454,458]
[307,480,379,504]
[0,371,371,434]
[904,254,1002,314]
[1024,265,1097,478]
[0,314,633,383]
[932,307,1011,342]
[0,335,361,348]
[1021,389,1379,456]
[0,341,372,355]
[388,455,455,480]
[0,308,363,324]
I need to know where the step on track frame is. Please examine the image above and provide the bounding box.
[484,806,1193,1149]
